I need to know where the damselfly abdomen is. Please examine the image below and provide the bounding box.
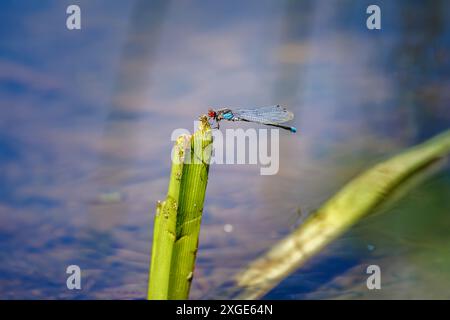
[207,105,297,133]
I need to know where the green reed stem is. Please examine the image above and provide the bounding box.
[234,129,450,299]
[148,117,212,300]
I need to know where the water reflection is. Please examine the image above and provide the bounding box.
[0,0,449,299]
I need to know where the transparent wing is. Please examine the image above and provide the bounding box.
[232,105,294,124]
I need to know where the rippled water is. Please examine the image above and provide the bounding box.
[0,0,449,299]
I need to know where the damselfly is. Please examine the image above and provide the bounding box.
[207,105,297,133]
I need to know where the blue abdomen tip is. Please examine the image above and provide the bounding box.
[291,127,297,133]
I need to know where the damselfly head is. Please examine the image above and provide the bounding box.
[207,109,216,119]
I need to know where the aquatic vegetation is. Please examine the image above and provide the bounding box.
[148,117,450,300]
[232,129,450,299]
[148,116,212,300]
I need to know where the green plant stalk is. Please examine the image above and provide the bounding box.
[234,129,450,299]
[148,117,212,300]
[147,135,186,300]
[168,120,212,299]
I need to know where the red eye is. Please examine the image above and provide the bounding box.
[208,109,216,118]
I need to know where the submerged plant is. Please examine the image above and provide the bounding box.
[231,129,450,299]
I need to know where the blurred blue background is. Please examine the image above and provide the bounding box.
[0,0,449,299]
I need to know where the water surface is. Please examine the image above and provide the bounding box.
[0,0,449,299]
